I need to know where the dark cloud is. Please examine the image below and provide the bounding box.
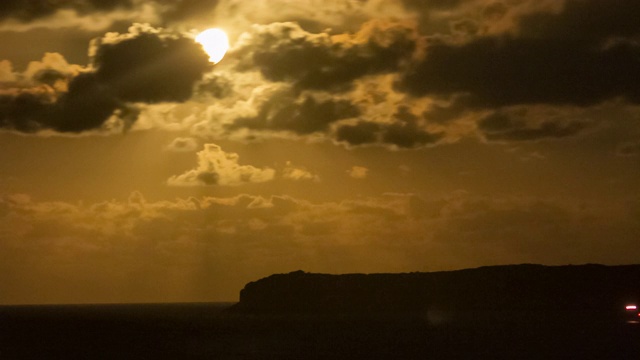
[0,73,137,133]
[382,120,442,148]
[400,0,465,11]
[518,0,640,41]
[398,36,640,107]
[481,1,509,21]
[423,96,472,124]
[197,74,233,98]
[335,121,381,146]
[397,0,640,108]
[235,21,417,92]
[382,106,444,148]
[230,94,360,135]
[478,111,588,142]
[0,0,133,22]
[450,18,480,36]
[396,0,469,34]
[0,29,211,133]
[50,72,121,132]
[0,0,222,31]
[0,92,52,133]
[32,69,68,87]
[388,1,640,144]
[335,106,444,149]
[93,32,212,103]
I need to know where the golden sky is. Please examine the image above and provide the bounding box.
[0,0,639,304]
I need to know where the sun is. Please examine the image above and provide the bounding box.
[195,28,229,64]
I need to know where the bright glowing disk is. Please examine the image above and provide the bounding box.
[196,28,229,64]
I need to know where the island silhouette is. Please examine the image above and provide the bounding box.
[229,264,640,321]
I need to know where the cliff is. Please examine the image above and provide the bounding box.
[229,264,640,318]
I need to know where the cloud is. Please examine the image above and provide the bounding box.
[380,106,445,148]
[228,92,360,135]
[5,0,638,148]
[196,73,233,99]
[348,166,369,179]
[517,0,640,41]
[167,144,276,186]
[0,0,222,31]
[165,137,198,152]
[333,105,445,149]
[0,0,160,32]
[208,0,411,35]
[189,73,449,149]
[282,161,319,181]
[233,20,418,92]
[477,109,589,142]
[397,35,640,107]
[0,25,211,133]
[393,0,640,109]
[0,60,17,82]
[0,0,134,22]
[335,121,381,146]
[0,70,124,133]
[92,27,212,103]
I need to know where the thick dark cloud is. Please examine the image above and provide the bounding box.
[478,111,588,142]
[422,96,472,124]
[0,73,132,133]
[398,0,640,108]
[0,0,133,22]
[0,29,211,133]
[197,74,233,98]
[335,106,444,148]
[51,73,121,132]
[386,0,640,144]
[518,0,640,41]
[236,21,417,92]
[335,121,381,146]
[400,0,465,11]
[382,106,444,148]
[230,94,360,135]
[94,33,212,103]
[32,69,69,87]
[398,36,640,107]
[0,92,52,133]
[0,0,221,29]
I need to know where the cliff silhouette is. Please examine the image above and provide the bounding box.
[229,264,640,319]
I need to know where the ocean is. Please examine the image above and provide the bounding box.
[1,303,638,359]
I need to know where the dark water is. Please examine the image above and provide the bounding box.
[1,304,638,359]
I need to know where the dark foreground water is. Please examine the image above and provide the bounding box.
[1,303,639,359]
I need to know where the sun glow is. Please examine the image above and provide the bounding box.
[195,28,229,64]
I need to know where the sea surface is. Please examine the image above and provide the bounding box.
[1,303,638,359]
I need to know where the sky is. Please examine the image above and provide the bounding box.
[0,0,639,304]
